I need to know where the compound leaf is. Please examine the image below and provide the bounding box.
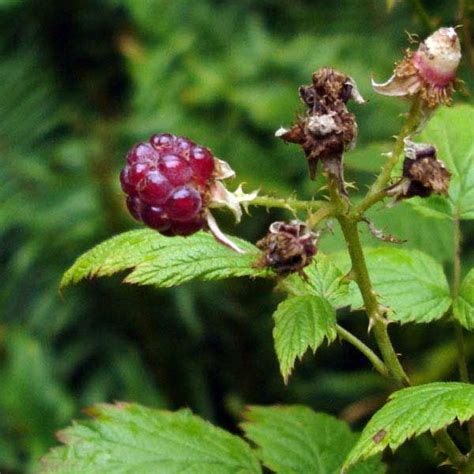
[273,295,337,383]
[242,405,385,474]
[343,382,474,471]
[40,402,261,473]
[61,229,266,289]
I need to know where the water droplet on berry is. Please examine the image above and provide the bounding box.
[165,186,202,221]
[158,154,193,186]
[138,171,173,205]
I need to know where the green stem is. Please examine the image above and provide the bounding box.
[337,214,410,386]
[248,195,330,213]
[327,173,465,469]
[434,429,467,469]
[462,450,474,474]
[324,173,409,385]
[336,324,389,378]
[452,216,474,447]
[354,97,423,218]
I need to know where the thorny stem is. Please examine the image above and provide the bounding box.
[337,215,410,386]
[336,324,389,378]
[248,195,331,214]
[354,96,423,218]
[327,173,468,470]
[452,215,474,448]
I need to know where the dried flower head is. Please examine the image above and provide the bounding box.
[372,27,461,108]
[386,139,451,201]
[276,68,364,191]
[254,221,318,276]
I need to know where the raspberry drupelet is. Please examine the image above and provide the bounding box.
[120,133,215,237]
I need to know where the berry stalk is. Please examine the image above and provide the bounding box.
[354,95,423,217]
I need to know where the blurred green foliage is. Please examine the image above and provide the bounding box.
[0,0,472,472]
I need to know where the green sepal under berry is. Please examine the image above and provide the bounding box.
[61,229,267,289]
[343,382,474,471]
[39,402,261,473]
[242,405,385,474]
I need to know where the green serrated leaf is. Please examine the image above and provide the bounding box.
[242,405,385,474]
[415,104,474,220]
[273,295,337,383]
[343,382,474,471]
[365,248,451,323]
[40,402,261,474]
[278,254,355,308]
[61,229,266,289]
[333,248,451,324]
[453,268,474,330]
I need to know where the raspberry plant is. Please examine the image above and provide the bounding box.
[41,26,474,473]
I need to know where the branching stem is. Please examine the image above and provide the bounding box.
[336,324,389,378]
[354,97,423,218]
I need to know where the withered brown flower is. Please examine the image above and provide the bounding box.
[386,139,451,202]
[253,221,318,276]
[276,68,364,192]
[372,27,461,108]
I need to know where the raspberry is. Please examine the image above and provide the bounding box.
[120,133,219,237]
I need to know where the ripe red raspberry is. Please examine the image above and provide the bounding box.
[120,133,217,237]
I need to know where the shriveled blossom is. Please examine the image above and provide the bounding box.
[372,27,461,108]
[276,68,364,194]
[386,138,451,202]
[253,221,318,276]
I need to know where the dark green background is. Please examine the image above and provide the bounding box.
[0,1,472,472]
